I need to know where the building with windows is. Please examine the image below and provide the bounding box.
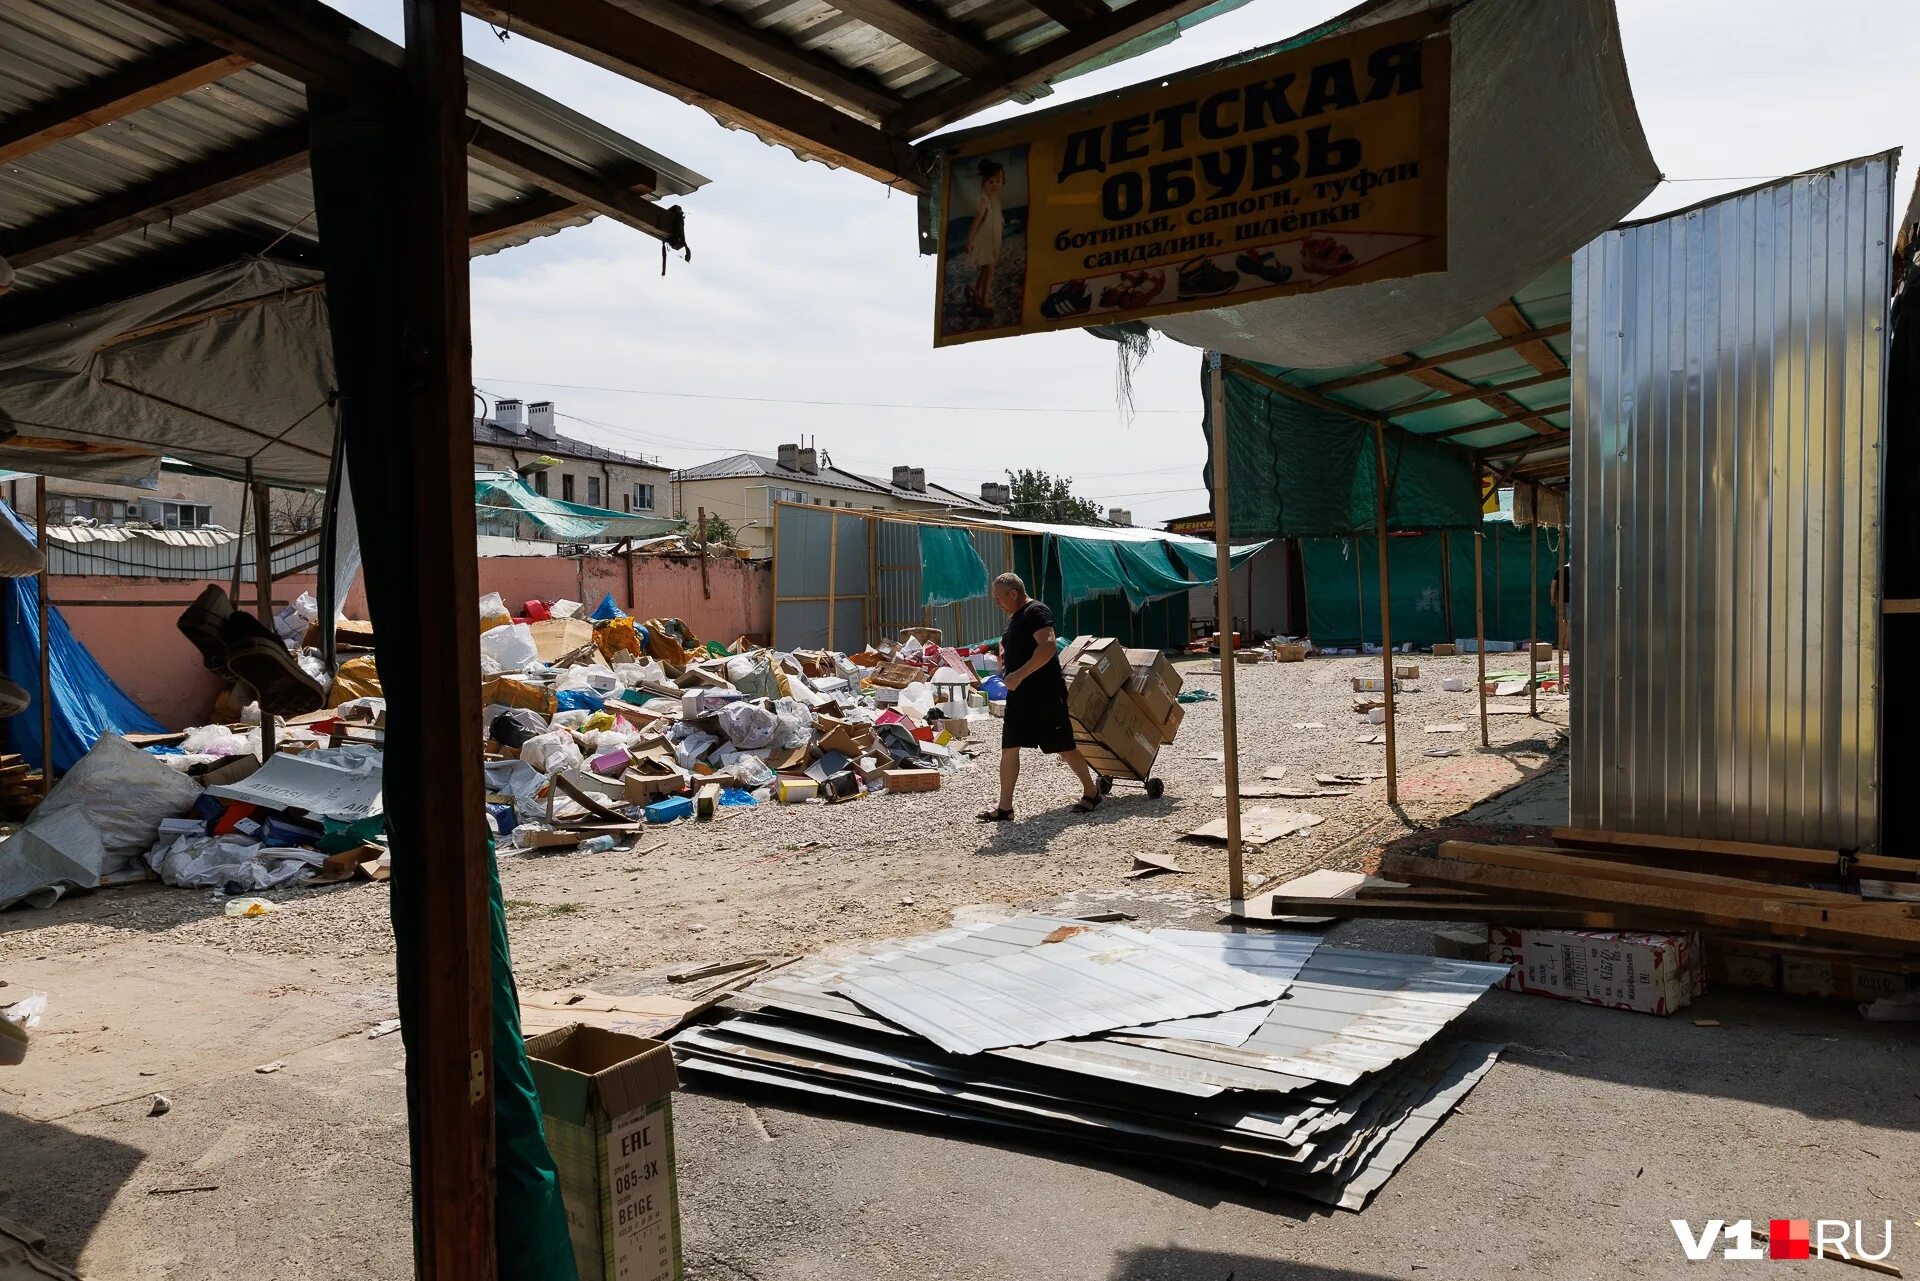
[13,469,243,532]
[472,398,671,519]
[670,443,1007,555]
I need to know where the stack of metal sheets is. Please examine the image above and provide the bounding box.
[669,916,1510,1211]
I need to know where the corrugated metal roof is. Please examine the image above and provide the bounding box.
[672,452,890,495]
[0,0,707,301]
[835,916,1290,1054]
[473,421,668,470]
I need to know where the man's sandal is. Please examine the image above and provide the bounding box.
[976,807,1014,822]
[1071,792,1102,813]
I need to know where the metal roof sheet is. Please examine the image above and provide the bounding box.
[0,0,707,301]
[836,916,1289,1055]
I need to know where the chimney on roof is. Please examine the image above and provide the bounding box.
[492,399,527,434]
[777,443,800,471]
[892,465,913,490]
[979,481,1010,507]
[908,467,926,493]
[1107,508,1133,527]
[527,401,558,439]
[796,446,820,474]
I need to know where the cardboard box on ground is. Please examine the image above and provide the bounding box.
[1489,927,1702,1016]
[526,1025,682,1281]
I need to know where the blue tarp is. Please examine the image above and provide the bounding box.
[0,502,165,771]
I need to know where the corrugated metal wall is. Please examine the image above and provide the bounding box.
[773,504,868,649]
[1570,153,1892,850]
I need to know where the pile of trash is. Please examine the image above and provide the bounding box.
[673,914,1512,1210]
[470,597,995,849]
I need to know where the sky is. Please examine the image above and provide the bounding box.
[333,0,1916,528]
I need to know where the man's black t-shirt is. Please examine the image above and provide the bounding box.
[1000,599,1063,687]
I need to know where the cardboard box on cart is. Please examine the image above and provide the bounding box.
[1123,648,1182,724]
[1093,689,1162,779]
[527,1024,682,1281]
[1061,636,1131,698]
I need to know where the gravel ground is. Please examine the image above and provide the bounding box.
[0,652,1566,993]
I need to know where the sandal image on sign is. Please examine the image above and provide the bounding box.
[1040,279,1091,319]
[1299,235,1357,275]
[1236,248,1293,285]
[1098,269,1166,310]
[1176,257,1239,300]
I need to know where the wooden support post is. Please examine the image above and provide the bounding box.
[1556,526,1568,690]
[1529,508,1539,717]
[1352,536,1365,646]
[696,505,710,600]
[1475,531,1488,749]
[252,480,276,760]
[1208,354,1243,902]
[624,537,636,613]
[230,481,249,604]
[1371,422,1397,806]
[35,478,52,797]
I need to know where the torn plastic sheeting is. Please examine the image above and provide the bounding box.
[919,525,989,607]
[144,834,322,891]
[0,734,202,910]
[205,744,383,822]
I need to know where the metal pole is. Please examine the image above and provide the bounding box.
[1475,530,1489,748]
[1529,504,1539,717]
[1557,526,1568,691]
[1371,422,1397,806]
[1208,354,1243,901]
[252,481,277,761]
[826,511,838,652]
[35,478,52,797]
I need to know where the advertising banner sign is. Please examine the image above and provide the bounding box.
[932,9,1451,345]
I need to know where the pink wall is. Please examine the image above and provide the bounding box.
[475,553,769,644]
[49,554,770,730]
[54,572,324,729]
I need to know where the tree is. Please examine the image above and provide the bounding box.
[677,509,734,545]
[1003,468,1103,525]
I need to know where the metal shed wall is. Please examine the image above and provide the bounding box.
[1569,154,1892,850]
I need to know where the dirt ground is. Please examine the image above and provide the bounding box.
[4,653,1916,1280]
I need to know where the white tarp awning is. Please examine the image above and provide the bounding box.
[0,257,335,489]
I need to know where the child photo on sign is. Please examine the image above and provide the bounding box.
[942,145,1028,335]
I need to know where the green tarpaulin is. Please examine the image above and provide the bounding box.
[1054,533,1267,611]
[1299,521,1559,649]
[1200,358,1483,539]
[918,525,989,606]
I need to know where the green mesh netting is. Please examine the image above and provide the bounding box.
[1199,357,1483,538]
[1300,523,1559,649]
[918,525,989,606]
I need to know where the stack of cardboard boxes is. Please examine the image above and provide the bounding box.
[1060,636,1185,779]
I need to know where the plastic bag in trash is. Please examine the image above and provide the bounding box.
[479,622,540,673]
[725,652,786,700]
[556,665,620,695]
[519,730,583,775]
[275,591,320,644]
[718,700,777,750]
[899,682,936,716]
[478,591,511,633]
[590,592,627,621]
[673,730,719,769]
[770,697,814,750]
[554,688,604,714]
[716,749,776,789]
[490,708,548,749]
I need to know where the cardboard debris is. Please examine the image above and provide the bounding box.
[1124,852,1191,879]
[1185,807,1324,846]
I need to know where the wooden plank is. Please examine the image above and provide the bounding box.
[1233,868,1367,923]
[1265,894,1625,928]
[1312,323,1573,393]
[464,122,682,244]
[1018,0,1106,29]
[625,0,902,121]
[1372,419,1397,804]
[1436,841,1877,904]
[822,0,1002,76]
[1385,850,1920,952]
[1209,353,1243,898]
[0,43,251,164]
[410,0,495,1272]
[468,0,925,189]
[1478,429,1571,458]
[1427,405,1572,441]
[1550,826,1920,882]
[467,191,580,246]
[0,124,309,269]
[1883,598,1920,615]
[1486,300,1567,374]
[898,0,1226,136]
[1392,370,1564,414]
